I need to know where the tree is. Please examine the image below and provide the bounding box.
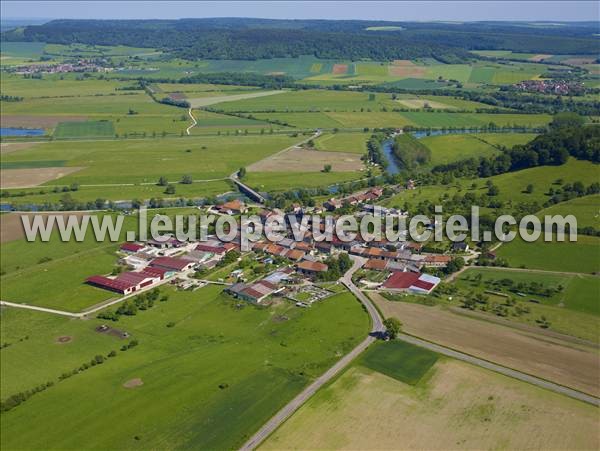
[238,167,247,178]
[181,174,193,184]
[549,112,585,130]
[445,257,465,274]
[383,318,402,339]
[525,184,534,194]
[487,184,499,196]
[165,184,176,195]
[157,176,168,186]
[323,164,332,173]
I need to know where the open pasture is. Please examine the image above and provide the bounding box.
[1,179,232,206]
[250,112,344,129]
[496,234,600,274]
[212,90,391,113]
[0,134,299,186]
[324,111,415,128]
[244,171,364,193]
[420,133,499,165]
[0,114,87,129]
[53,120,115,138]
[263,361,599,450]
[313,132,369,153]
[399,112,552,128]
[537,195,600,230]
[247,147,364,172]
[0,287,369,450]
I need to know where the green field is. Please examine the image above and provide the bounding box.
[53,120,116,138]
[0,286,369,450]
[399,112,551,128]
[420,134,499,165]
[360,340,438,385]
[1,134,299,186]
[313,132,370,153]
[496,234,600,274]
[244,171,365,193]
[537,195,600,230]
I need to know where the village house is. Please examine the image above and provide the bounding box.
[86,266,167,295]
[217,199,247,214]
[297,260,328,275]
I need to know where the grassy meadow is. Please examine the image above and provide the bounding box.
[0,286,369,450]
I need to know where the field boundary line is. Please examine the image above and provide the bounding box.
[396,332,600,406]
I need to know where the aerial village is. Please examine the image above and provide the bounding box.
[85,186,467,309]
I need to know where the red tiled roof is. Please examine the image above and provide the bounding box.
[86,275,133,292]
[383,271,420,289]
[411,279,436,291]
[284,249,306,261]
[196,243,226,253]
[141,266,167,278]
[150,256,192,271]
[297,261,328,272]
[120,243,144,252]
[115,272,151,285]
[365,259,387,270]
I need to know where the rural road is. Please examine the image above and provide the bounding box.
[397,333,600,407]
[186,108,197,135]
[240,257,599,449]
[239,255,384,451]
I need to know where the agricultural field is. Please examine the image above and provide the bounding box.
[371,292,599,393]
[53,120,115,138]
[536,194,600,229]
[313,132,370,153]
[0,286,370,450]
[247,148,364,173]
[263,354,599,450]
[0,134,299,186]
[243,171,366,193]
[496,234,600,274]
[420,134,500,165]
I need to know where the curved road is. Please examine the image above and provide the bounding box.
[240,255,383,451]
[185,108,197,135]
[241,255,599,450]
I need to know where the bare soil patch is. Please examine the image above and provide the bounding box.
[187,90,284,108]
[1,115,87,128]
[55,336,72,344]
[0,142,39,155]
[247,147,363,172]
[563,57,596,66]
[392,59,416,66]
[389,65,426,77]
[123,378,143,388]
[397,98,455,109]
[1,212,89,243]
[332,64,348,75]
[528,54,553,62]
[370,293,600,396]
[168,92,186,101]
[1,166,84,189]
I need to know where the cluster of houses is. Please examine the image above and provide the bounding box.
[512,79,584,95]
[85,194,460,302]
[12,59,112,75]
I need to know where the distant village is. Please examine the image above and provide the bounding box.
[511,79,585,95]
[10,59,113,75]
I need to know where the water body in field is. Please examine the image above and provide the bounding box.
[0,128,44,136]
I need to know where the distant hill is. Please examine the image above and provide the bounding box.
[2,18,598,61]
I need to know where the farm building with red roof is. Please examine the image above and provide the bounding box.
[382,271,440,294]
[150,256,195,272]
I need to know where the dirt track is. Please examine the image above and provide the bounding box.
[370,293,600,397]
[0,142,39,155]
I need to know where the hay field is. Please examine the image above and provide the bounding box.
[247,148,363,172]
[1,167,84,189]
[187,90,284,108]
[370,293,600,396]
[262,362,599,450]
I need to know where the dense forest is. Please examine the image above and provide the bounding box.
[4,18,597,61]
